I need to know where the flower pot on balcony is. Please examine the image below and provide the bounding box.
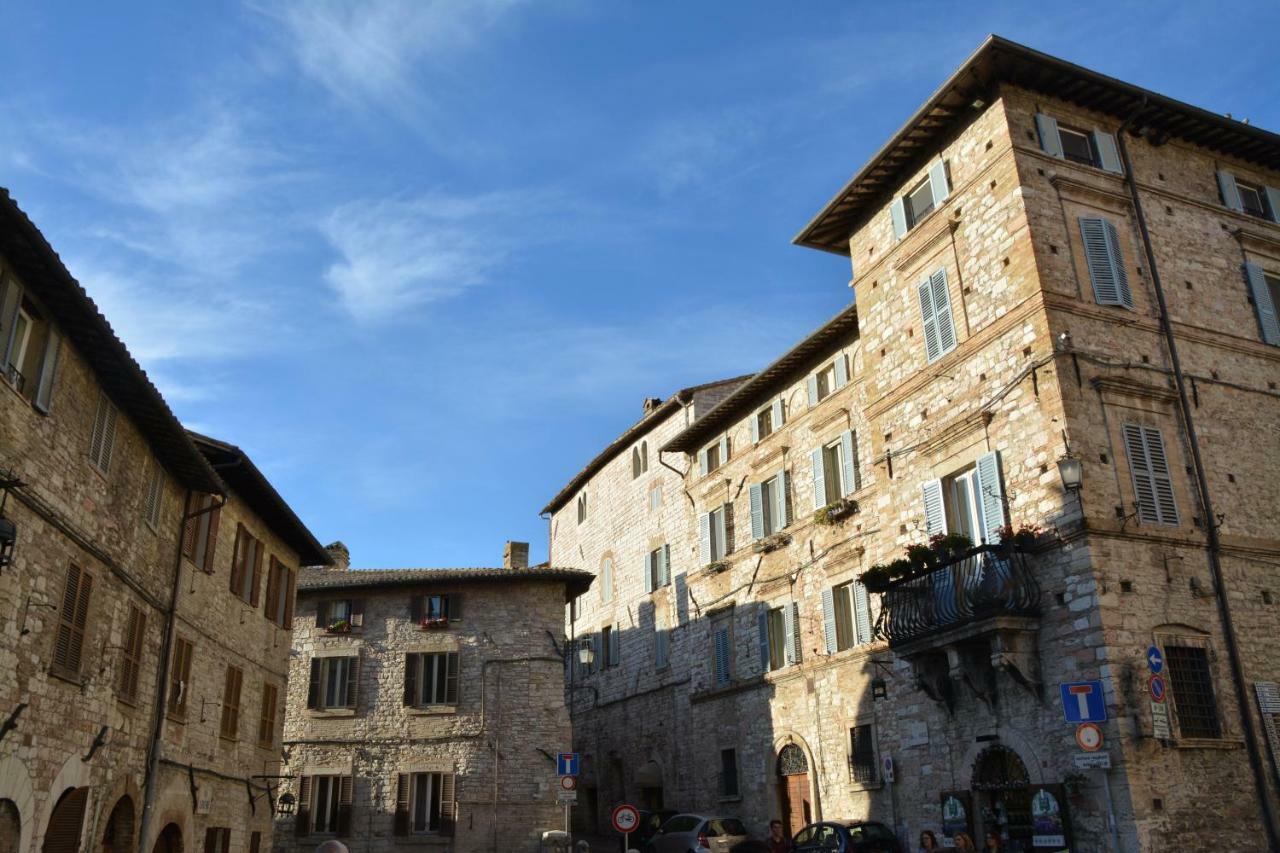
[325,620,351,634]
[419,617,450,630]
[813,498,858,526]
[859,565,893,592]
[752,533,791,554]
[705,560,729,575]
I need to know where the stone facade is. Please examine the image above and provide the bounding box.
[0,193,328,853]
[277,545,591,853]
[551,40,1280,852]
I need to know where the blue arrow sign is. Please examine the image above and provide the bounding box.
[1146,646,1164,674]
[557,753,580,776]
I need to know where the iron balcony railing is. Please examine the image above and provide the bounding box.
[877,544,1041,646]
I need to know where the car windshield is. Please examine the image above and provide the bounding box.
[848,823,895,842]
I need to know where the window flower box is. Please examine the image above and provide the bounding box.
[419,617,450,630]
[753,533,792,555]
[324,620,351,634]
[705,560,729,575]
[813,498,858,526]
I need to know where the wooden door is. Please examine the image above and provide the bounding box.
[779,772,811,835]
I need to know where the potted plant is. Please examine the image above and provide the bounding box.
[930,532,973,561]
[813,498,859,526]
[706,560,730,574]
[996,524,1044,551]
[753,532,792,555]
[887,558,915,581]
[419,616,449,630]
[906,543,937,570]
[859,564,893,592]
[325,619,351,634]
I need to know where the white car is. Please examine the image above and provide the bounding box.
[647,814,750,853]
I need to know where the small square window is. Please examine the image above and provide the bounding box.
[1059,126,1098,167]
[1237,180,1268,219]
[755,407,775,441]
[704,442,722,474]
[906,177,936,226]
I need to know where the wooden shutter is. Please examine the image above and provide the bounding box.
[713,626,730,684]
[394,774,410,836]
[833,353,849,389]
[698,512,711,565]
[1092,131,1122,173]
[283,568,295,628]
[230,525,246,595]
[931,268,956,354]
[890,196,908,240]
[1079,217,1133,308]
[783,603,799,666]
[697,447,709,477]
[644,551,655,593]
[119,604,145,700]
[975,451,1007,543]
[674,573,689,626]
[749,483,764,540]
[840,431,858,496]
[1244,263,1280,345]
[220,829,230,853]
[344,655,360,709]
[410,593,424,623]
[1217,170,1243,212]
[295,776,311,837]
[53,564,90,675]
[307,658,321,710]
[922,479,947,536]
[445,652,459,703]
[263,559,280,619]
[33,327,61,413]
[203,827,218,853]
[772,398,784,429]
[249,832,261,853]
[1266,186,1280,223]
[772,470,790,530]
[919,275,942,363]
[220,666,242,738]
[821,588,837,655]
[853,582,872,645]
[439,773,456,836]
[1035,113,1063,158]
[660,544,670,586]
[259,682,278,746]
[608,627,620,667]
[757,606,771,672]
[404,653,418,706]
[315,600,329,629]
[806,373,820,407]
[719,502,734,556]
[43,786,88,853]
[750,409,760,443]
[718,435,730,466]
[335,775,353,836]
[0,279,21,365]
[928,160,950,205]
[202,503,221,573]
[811,447,826,510]
[446,593,460,621]
[1123,424,1179,525]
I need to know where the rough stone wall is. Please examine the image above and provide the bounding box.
[0,251,302,853]
[278,575,573,853]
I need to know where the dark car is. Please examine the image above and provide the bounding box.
[792,820,901,853]
[627,809,679,851]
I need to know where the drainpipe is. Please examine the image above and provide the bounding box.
[137,489,227,853]
[1115,102,1280,848]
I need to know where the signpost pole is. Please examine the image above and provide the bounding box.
[1101,767,1120,852]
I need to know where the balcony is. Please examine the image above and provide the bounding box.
[878,545,1040,646]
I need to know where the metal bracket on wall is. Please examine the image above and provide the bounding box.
[83,725,109,761]
[0,703,27,742]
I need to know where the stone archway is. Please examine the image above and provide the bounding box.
[776,743,811,836]
[101,795,135,853]
[41,787,88,853]
[152,823,183,853]
[0,799,21,853]
[970,744,1033,847]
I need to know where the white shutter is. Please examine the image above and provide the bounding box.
[1266,186,1280,224]
[821,588,837,655]
[811,447,827,510]
[750,411,760,444]
[1035,113,1063,158]
[930,268,957,355]
[922,479,947,535]
[928,160,950,205]
[34,328,61,413]
[890,197,908,240]
[1217,171,1243,212]
[661,545,671,586]
[644,551,655,594]
[771,398,785,429]
[853,582,872,645]
[749,483,764,540]
[839,431,857,496]
[718,436,730,465]
[919,275,941,363]
[698,512,711,565]
[834,354,849,389]
[806,374,819,407]
[1244,263,1280,345]
[698,448,709,477]
[783,603,799,666]
[1079,217,1133,308]
[773,470,790,529]
[1092,131,1122,174]
[974,451,1006,543]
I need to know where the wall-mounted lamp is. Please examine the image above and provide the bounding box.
[276,792,296,816]
[871,677,888,701]
[576,639,595,667]
[1057,455,1083,493]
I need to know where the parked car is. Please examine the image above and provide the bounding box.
[792,820,901,853]
[646,813,751,852]
[626,809,679,851]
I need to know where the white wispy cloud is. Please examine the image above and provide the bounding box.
[251,0,526,123]
[320,191,555,324]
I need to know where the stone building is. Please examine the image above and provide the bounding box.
[550,37,1280,851]
[277,542,592,853]
[0,189,329,853]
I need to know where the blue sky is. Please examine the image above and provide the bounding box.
[3,2,1277,567]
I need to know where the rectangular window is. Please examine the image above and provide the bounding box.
[765,607,786,671]
[700,504,733,564]
[405,652,460,706]
[230,524,263,605]
[249,832,261,853]
[410,772,450,833]
[88,392,118,474]
[645,545,670,591]
[821,443,844,506]
[824,581,873,654]
[220,665,243,739]
[182,494,221,573]
[117,604,146,702]
[751,471,790,539]
[311,775,343,834]
[51,563,92,677]
[922,451,1007,544]
[849,724,878,783]
[0,285,62,409]
[265,557,295,628]
[1237,179,1269,219]
[143,465,164,530]
[719,748,739,798]
[755,406,775,441]
[1165,644,1222,739]
[811,430,859,510]
[918,268,958,362]
[258,682,279,747]
[601,625,620,668]
[906,175,936,226]
[202,828,231,853]
[168,637,194,719]
[1122,424,1179,526]
[712,616,733,686]
[1059,126,1098,167]
[315,657,356,710]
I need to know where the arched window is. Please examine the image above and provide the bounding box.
[631,448,642,479]
[971,745,1029,791]
[0,800,19,853]
[577,493,587,524]
[151,824,183,853]
[101,795,134,853]
[42,787,88,853]
[640,441,649,474]
[777,744,809,776]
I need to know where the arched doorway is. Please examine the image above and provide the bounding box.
[635,760,664,810]
[0,799,20,852]
[42,787,88,853]
[971,745,1032,847]
[152,823,183,853]
[776,744,811,836]
[101,795,134,853]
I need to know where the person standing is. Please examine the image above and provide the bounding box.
[952,832,976,851]
[768,819,793,853]
[918,830,939,852]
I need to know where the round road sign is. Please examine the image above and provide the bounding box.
[611,804,640,834]
[1149,674,1167,703]
[1075,722,1104,752]
[560,775,576,791]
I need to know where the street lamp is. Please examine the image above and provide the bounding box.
[576,639,595,668]
[276,792,296,816]
[1056,455,1083,493]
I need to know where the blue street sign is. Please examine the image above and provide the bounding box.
[1060,680,1107,723]
[557,753,580,776]
[1145,646,1164,674]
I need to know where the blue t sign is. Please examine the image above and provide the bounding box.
[557,753,580,776]
[1060,680,1107,723]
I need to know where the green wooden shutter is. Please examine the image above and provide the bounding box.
[749,483,764,540]
[1092,131,1122,173]
[718,436,730,465]
[1217,170,1243,212]
[1123,424,1179,525]
[928,160,950,205]
[1244,263,1280,345]
[918,275,941,363]
[922,479,947,535]
[821,588,837,655]
[930,269,957,354]
[1079,217,1133,308]
[1035,113,1063,158]
[811,447,827,510]
[834,354,849,389]
[975,451,1007,544]
[839,430,857,496]
[890,197,908,240]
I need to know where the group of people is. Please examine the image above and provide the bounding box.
[919,828,1010,851]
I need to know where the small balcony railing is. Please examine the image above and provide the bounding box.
[878,545,1040,646]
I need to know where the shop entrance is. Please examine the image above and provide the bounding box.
[971,745,1032,851]
[776,744,812,836]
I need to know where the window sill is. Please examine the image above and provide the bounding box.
[848,778,884,792]
[718,794,742,803]
[219,734,238,744]
[116,694,141,711]
[166,712,187,725]
[48,667,85,688]
[1171,736,1244,750]
[308,708,357,718]
[407,705,458,716]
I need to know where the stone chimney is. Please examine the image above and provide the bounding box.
[642,397,663,416]
[324,541,350,571]
[504,541,529,570]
